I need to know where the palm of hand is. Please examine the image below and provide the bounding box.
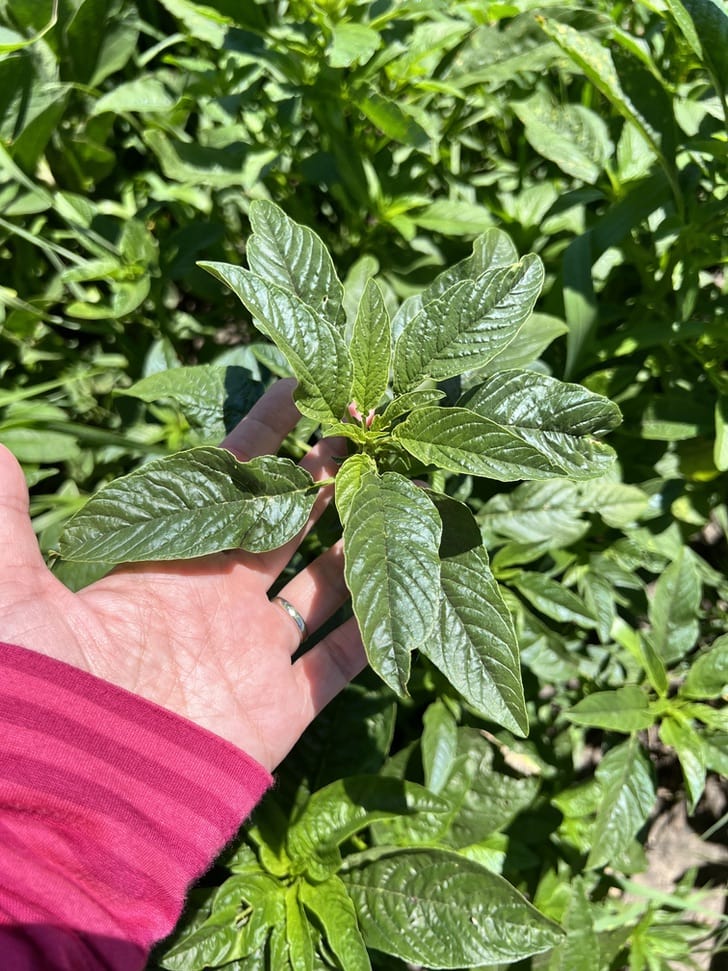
[0,383,365,771]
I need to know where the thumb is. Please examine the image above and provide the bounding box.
[0,444,46,570]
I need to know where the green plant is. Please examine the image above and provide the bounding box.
[58,201,621,729]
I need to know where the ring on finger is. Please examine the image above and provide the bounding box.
[271,596,309,644]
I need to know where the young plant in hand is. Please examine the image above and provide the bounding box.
[59,201,621,737]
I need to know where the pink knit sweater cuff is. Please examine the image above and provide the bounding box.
[0,641,273,970]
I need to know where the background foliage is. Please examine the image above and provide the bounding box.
[0,0,726,968]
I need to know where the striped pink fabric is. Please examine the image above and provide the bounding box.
[0,641,272,970]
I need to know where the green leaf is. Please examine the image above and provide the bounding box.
[395,403,617,482]
[349,278,391,413]
[462,369,622,438]
[587,738,655,870]
[159,872,283,969]
[343,473,442,695]
[378,727,539,849]
[380,388,445,425]
[199,265,353,423]
[246,200,346,329]
[510,571,598,628]
[514,94,612,184]
[395,371,619,482]
[328,23,381,68]
[157,0,229,45]
[354,90,429,150]
[286,884,314,971]
[58,448,316,563]
[659,717,706,813]
[566,686,655,732]
[393,257,544,391]
[681,634,728,699]
[649,548,702,664]
[483,312,568,373]
[300,877,372,971]
[548,877,600,971]
[342,849,563,966]
[479,480,588,546]
[286,776,448,872]
[537,18,674,170]
[93,77,176,115]
[122,364,263,440]
[421,700,459,794]
[666,0,728,100]
[335,453,378,527]
[421,545,528,735]
[420,228,520,307]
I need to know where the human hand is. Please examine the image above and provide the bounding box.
[0,380,366,771]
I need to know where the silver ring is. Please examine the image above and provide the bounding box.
[272,596,309,644]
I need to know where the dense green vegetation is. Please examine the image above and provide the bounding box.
[1,1,726,969]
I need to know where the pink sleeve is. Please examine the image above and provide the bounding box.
[0,641,273,971]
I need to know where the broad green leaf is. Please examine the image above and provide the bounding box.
[343,473,442,695]
[411,199,495,235]
[378,727,539,849]
[349,278,391,413]
[159,873,283,969]
[480,480,588,546]
[286,884,314,971]
[580,571,616,644]
[342,849,563,966]
[354,90,429,150]
[58,448,316,563]
[510,571,598,629]
[286,776,448,870]
[537,18,674,170]
[566,686,655,732]
[421,700,459,794]
[199,265,353,423]
[300,877,371,971]
[649,548,702,664]
[122,365,263,440]
[666,0,728,99]
[380,388,445,425]
[548,877,599,971]
[422,546,528,735]
[157,0,229,45]
[578,479,649,528]
[335,453,378,527]
[681,634,728,699]
[420,228,519,307]
[246,200,345,328]
[394,403,617,482]
[393,257,544,391]
[462,369,621,438]
[328,23,381,68]
[514,94,612,184]
[587,738,655,869]
[483,312,568,373]
[342,255,379,327]
[93,77,176,115]
[659,717,706,812]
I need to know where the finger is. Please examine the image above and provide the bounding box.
[291,616,367,729]
[269,541,350,654]
[221,378,299,461]
[0,444,45,571]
